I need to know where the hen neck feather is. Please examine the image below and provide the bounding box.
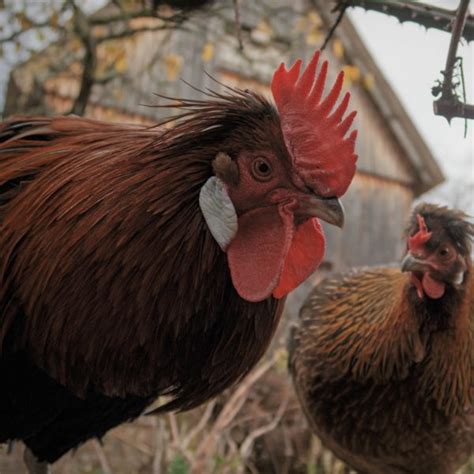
[409,269,473,415]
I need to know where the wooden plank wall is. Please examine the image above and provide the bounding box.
[324,172,414,270]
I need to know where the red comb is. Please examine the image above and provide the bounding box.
[408,214,432,253]
[271,50,357,197]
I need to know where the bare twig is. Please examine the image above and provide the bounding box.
[321,2,348,50]
[91,8,187,26]
[433,0,474,122]
[0,21,51,44]
[110,431,154,455]
[440,0,470,97]
[192,358,275,472]
[182,399,216,449]
[70,1,97,116]
[92,439,113,474]
[152,418,167,474]
[333,0,474,42]
[96,22,191,43]
[239,395,289,460]
[233,0,243,50]
[167,413,182,450]
[94,70,122,85]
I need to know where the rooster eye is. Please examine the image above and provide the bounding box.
[252,158,272,181]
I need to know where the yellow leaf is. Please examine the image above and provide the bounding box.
[295,17,307,32]
[305,27,323,46]
[308,10,322,27]
[332,38,344,60]
[163,53,183,81]
[16,12,33,30]
[50,11,59,29]
[115,54,127,73]
[363,73,375,91]
[255,20,273,35]
[201,42,214,63]
[343,64,360,83]
[251,20,273,44]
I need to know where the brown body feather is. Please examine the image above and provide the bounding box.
[289,267,474,474]
[0,108,284,460]
[0,54,358,464]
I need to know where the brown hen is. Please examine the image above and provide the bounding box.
[289,203,474,474]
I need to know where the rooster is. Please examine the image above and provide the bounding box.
[0,50,357,473]
[289,203,474,474]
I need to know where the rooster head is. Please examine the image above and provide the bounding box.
[401,203,473,300]
[197,50,357,302]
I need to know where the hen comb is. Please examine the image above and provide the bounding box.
[271,50,357,197]
[408,214,432,253]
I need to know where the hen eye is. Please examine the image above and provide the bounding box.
[252,158,272,181]
[438,247,450,258]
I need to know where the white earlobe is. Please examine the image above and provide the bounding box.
[199,177,238,250]
[452,271,464,286]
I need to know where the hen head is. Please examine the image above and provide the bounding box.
[401,203,474,300]
[196,50,358,302]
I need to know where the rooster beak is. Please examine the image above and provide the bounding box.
[400,254,430,273]
[296,195,345,228]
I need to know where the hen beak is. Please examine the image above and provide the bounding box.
[296,195,345,228]
[400,254,430,273]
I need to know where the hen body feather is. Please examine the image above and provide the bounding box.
[289,267,473,474]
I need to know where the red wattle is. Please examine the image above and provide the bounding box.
[273,218,325,298]
[227,205,326,302]
[422,273,445,299]
[227,206,294,302]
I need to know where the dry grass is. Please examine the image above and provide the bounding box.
[1,357,473,474]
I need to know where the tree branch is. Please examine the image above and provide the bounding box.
[433,0,473,122]
[192,358,275,472]
[91,7,188,26]
[92,439,113,474]
[233,0,243,50]
[91,8,156,25]
[239,396,289,461]
[152,418,167,474]
[182,400,216,450]
[70,1,97,116]
[96,22,191,43]
[94,70,122,85]
[321,3,348,50]
[334,0,474,42]
[0,21,63,44]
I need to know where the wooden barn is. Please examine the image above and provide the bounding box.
[3,1,443,276]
